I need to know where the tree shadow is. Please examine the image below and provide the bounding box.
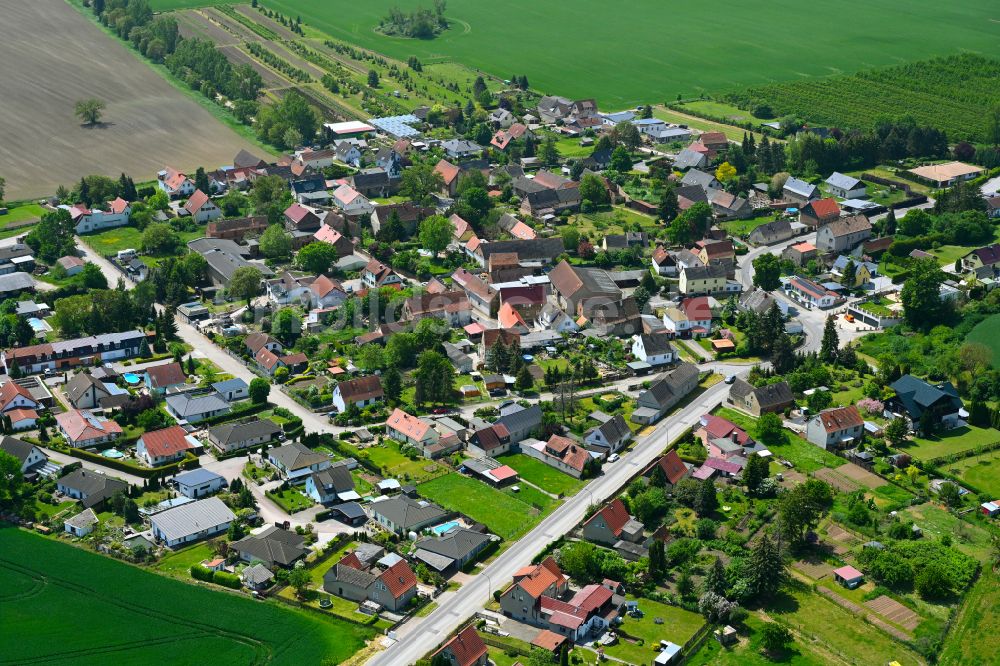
[79,121,114,130]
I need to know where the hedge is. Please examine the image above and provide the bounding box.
[68,448,199,478]
[198,400,273,428]
[213,571,242,589]
[191,564,213,582]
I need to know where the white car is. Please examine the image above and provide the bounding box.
[607,453,620,463]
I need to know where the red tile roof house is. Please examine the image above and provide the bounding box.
[582,498,644,547]
[435,159,462,196]
[144,362,187,394]
[499,557,569,625]
[432,625,489,666]
[255,348,308,376]
[68,197,132,234]
[136,425,196,467]
[697,414,754,458]
[156,167,195,199]
[522,434,594,478]
[322,554,418,612]
[313,223,354,257]
[331,375,383,413]
[183,190,221,224]
[805,405,864,450]
[284,203,323,232]
[403,291,472,327]
[0,381,41,413]
[361,259,404,289]
[386,408,439,449]
[654,449,690,486]
[56,409,122,448]
[500,559,624,642]
[7,408,39,431]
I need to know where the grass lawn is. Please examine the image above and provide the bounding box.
[927,227,1000,268]
[34,499,76,520]
[770,585,923,666]
[266,487,314,513]
[900,503,995,564]
[155,542,217,577]
[417,473,547,540]
[715,406,846,473]
[947,447,1000,497]
[602,596,704,665]
[494,452,585,496]
[939,569,1000,666]
[904,424,1000,461]
[676,100,754,124]
[654,106,764,143]
[0,528,373,664]
[570,206,660,237]
[364,441,446,483]
[1,203,46,226]
[80,225,205,262]
[965,313,1000,368]
[687,614,826,665]
[720,214,778,238]
[308,541,357,586]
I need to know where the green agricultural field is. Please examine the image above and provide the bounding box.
[0,528,374,665]
[965,313,1000,368]
[728,54,1000,142]
[148,0,1000,108]
[417,473,548,540]
[494,453,584,496]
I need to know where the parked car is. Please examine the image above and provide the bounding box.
[607,453,620,463]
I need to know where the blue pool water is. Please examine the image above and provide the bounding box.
[431,521,460,536]
[123,373,142,384]
[101,449,124,459]
[27,317,46,333]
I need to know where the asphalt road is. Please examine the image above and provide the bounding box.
[368,365,742,666]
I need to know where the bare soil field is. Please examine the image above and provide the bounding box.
[837,463,887,489]
[865,595,920,632]
[0,0,264,199]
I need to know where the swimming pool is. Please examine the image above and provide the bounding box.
[101,449,124,459]
[430,521,460,536]
[123,372,142,384]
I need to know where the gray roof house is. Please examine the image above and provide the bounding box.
[495,404,543,443]
[369,496,448,535]
[747,219,794,245]
[0,436,47,474]
[631,363,700,425]
[305,463,358,504]
[150,497,236,548]
[672,148,708,170]
[268,441,331,482]
[825,172,867,199]
[584,414,632,454]
[782,177,818,204]
[232,526,307,568]
[211,378,249,402]
[726,378,795,416]
[681,169,720,191]
[164,392,231,423]
[413,527,493,574]
[241,563,275,591]
[57,468,128,508]
[208,418,281,454]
